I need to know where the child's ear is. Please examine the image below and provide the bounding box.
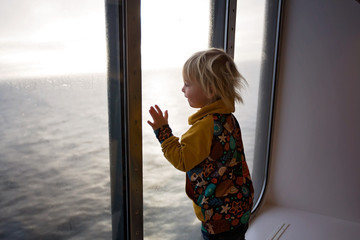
[208,87,217,99]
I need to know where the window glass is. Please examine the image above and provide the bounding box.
[0,1,110,239]
[142,1,266,239]
[234,0,266,173]
[141,1,210,239]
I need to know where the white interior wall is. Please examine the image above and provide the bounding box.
[264,0,360,223]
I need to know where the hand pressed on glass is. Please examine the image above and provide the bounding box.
[147,105,169,130]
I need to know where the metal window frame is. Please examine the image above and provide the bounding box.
[210,0,237,57]
[251,0,284,213]
[105,0,142,239]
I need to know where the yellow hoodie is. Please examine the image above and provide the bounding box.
[157,100,253,235]
[161,100,235,171]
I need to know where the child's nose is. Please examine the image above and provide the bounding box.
[181,86,185,93]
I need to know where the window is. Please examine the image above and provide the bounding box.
[233,0,266,174]
[0,0,110,239]
[249,0,283,211]
[141,1,210,239]
[0,0,280,238]
[140,0,278,239]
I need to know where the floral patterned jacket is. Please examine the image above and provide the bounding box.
[155,100,254,235]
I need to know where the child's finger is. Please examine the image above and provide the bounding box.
[149,110,161,122]
[149,106,158,117]
[155,105,163,115]
[147,120,154,128]
[164,110,168,120]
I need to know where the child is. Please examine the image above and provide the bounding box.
[147,48,254,240]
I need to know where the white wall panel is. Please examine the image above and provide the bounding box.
[266,0,360,223]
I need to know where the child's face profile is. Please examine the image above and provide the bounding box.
[181,78,213,109]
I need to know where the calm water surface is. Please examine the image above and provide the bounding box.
[0,65,257,239]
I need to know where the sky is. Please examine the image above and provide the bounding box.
[0,0,264,80]
[141,0,265,70]
[0,0,107,80]
[141,0,211,70]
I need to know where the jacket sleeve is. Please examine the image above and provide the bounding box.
[160,115,214,172]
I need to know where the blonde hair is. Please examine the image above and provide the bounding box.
[182,48,247,108]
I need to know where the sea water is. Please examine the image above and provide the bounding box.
[0,64,258,239]
[0,74,111,239]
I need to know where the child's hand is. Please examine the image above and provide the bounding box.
[147,105,169,130]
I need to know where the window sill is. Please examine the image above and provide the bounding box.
[246,204,360,240]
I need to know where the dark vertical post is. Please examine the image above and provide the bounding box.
[124,0,143,239]
[105,1,127,239]
[209,0,237,57]
[105,0,142,239]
